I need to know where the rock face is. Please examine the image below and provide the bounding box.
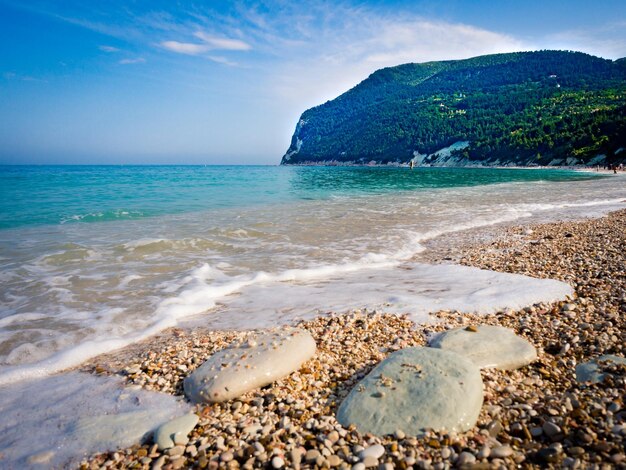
[429,325,537,370]
[575,355,626,384]
[184,328,316,403]
[336,348,483,435]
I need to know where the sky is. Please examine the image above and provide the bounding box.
[1,1,625,165]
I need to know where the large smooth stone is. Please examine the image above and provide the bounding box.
[575,355,626,384]
[429,325,537,370]
[184,328,316,403]
[337,348,483,435]
[155,413,199,450]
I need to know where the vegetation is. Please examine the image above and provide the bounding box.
[281,51,626,166]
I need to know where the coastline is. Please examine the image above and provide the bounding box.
[79,208,626,469]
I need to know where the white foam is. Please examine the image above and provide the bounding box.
[198,262,573,329]
[0,372,190,469]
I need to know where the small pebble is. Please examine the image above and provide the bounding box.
[542,421,561,437]
[359,444,384,460]
[491,445,513,459]
[271,456,285,468]
[456,451,476,466]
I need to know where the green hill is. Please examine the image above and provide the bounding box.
[281,51,626,166]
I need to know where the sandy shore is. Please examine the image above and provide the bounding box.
[80,209,625,469]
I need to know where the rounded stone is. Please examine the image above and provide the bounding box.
[184,328,316,403]
[154,413,199,451]
[359,444,385,460]
[575,355,626,384]
[457,452,476,466]
[337,348,483,435]
[271,456,285,468]
[491,445,513,459]
[429,325,537,370]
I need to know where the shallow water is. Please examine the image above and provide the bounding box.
[0,165,624,384]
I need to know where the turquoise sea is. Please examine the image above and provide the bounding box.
[0,165,604,229]
[0,165,625,387]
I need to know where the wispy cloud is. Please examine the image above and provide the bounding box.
[3,71,47,83]
[207,55,239,67]
[99,45,120,52]
[160,31,252,57]
[194,32,251,51]
[119,57,146,65]
[543,21,626,59]
[254,5,530,109]
[161,40,207,55]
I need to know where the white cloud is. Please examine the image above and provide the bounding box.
[160,32,252,58]
[194,32,251,51]
[543,22,626,59]
[267,10,531,112]
[207,55,239,67]
[119,57,146,65]
[161,40,208,55]
[99,45,120,52]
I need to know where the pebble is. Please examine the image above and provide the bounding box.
[491,445,513,458]
[542,421,561,437]
[359,444,385,460]
[537,447,560,463]
[327,454,342,467]
[611,454,625,464]
[477,446,490,459]
[167,446,184,457]
[361,456,378,467]
[305,449,321,462]
[486,420,502,437]
[271,456,285,468]
[456,451,476,465]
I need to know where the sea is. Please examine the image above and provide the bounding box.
[1,164,626,467]
[0,165,625,387]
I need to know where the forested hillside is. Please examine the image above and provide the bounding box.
[281,51,626,166]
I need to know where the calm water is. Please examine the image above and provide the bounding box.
[0,165,602,229]
[0,165,624,385]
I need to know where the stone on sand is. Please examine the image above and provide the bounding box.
[70,410,163,450]
[575,355,626,384]
[184,327,316,403]
[155,413,199,450]
[429,324,537,370]
[336,348,483,435]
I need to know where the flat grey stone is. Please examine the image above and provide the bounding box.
[429,325,537,370]
[336,348,483,435]
[155,413,199,450]
[184,327,316,403]
[575,355,626,384]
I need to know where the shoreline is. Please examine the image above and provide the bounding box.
[79,209,626,469]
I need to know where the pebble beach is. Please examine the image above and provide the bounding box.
[79,208,626,470]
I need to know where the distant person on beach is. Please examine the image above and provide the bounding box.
[409,160,414,170]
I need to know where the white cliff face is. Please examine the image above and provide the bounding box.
[413,141,472,166]
[281,120,307,163]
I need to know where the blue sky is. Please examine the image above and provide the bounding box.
[1,1,625,165]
